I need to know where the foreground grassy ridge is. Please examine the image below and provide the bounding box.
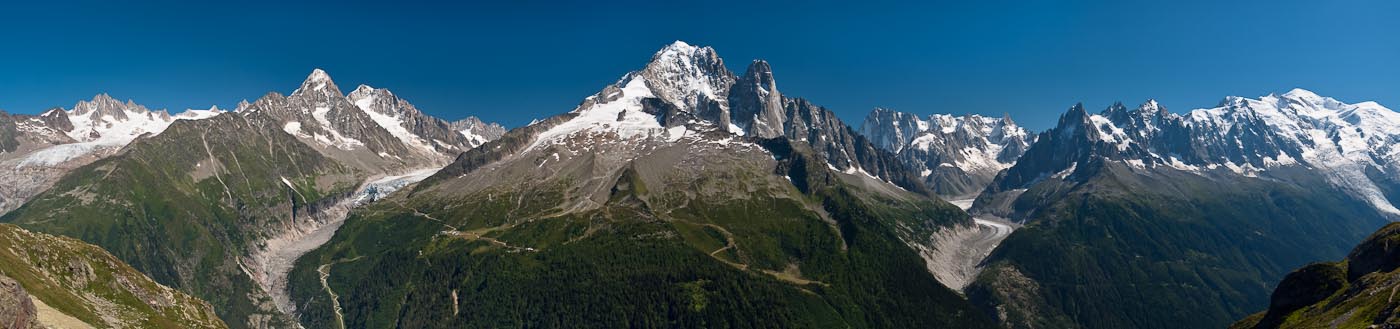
[287,140,990,328]
[0,224,227,328]
[966,163,1389,329]
[2,113,359,328]
[1231,222,1400,329]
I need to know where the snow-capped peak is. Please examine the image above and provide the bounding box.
[525,41,751,150]
[307,68,333,84]
[291,68,342,98]
[859,107,1035,196]
[661,40,698,54]
[352,84,377,95]
[62,94,222,144]
[346,85,393,114]
[1281,88,1322,101]
[639,40,735,112]
[345,85,439,153]
[1140,99,1161,112]
[10,94,227,168]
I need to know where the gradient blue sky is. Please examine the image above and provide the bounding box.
[2,0,1397,130]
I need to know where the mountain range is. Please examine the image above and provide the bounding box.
[0,40,1397,329]
[283,41,990,328]
[1,70,505,328]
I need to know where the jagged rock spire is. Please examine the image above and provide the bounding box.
[729,59,785,138]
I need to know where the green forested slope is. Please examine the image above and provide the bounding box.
[966,163,1389,329]
[287,139,992,328]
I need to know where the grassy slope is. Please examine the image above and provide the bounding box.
[0,223,227,328]
[1232,222,1400,329]
[1,113,358,328]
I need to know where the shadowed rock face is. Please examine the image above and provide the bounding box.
[730,60,784,138]
[1345,222,1400,281]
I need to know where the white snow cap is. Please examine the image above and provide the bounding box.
[307,68,333,82]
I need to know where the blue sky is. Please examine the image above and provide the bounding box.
[1,0,1397,130]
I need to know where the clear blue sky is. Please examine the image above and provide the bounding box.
[2,0,1397,130]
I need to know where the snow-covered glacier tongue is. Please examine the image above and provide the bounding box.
[249,167,444,319]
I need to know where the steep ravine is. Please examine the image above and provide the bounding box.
[917,198,1018,291]
[245,168,441,319]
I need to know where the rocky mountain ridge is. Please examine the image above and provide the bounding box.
[860,108,1034,197]
[979,89,1400,219]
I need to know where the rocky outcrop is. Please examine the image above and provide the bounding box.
[448,116,506,147]
[729,60,785,138]
[0,274,40,329]
[1233,222,1400,329]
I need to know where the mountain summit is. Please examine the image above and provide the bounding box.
[241,69,504,172]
